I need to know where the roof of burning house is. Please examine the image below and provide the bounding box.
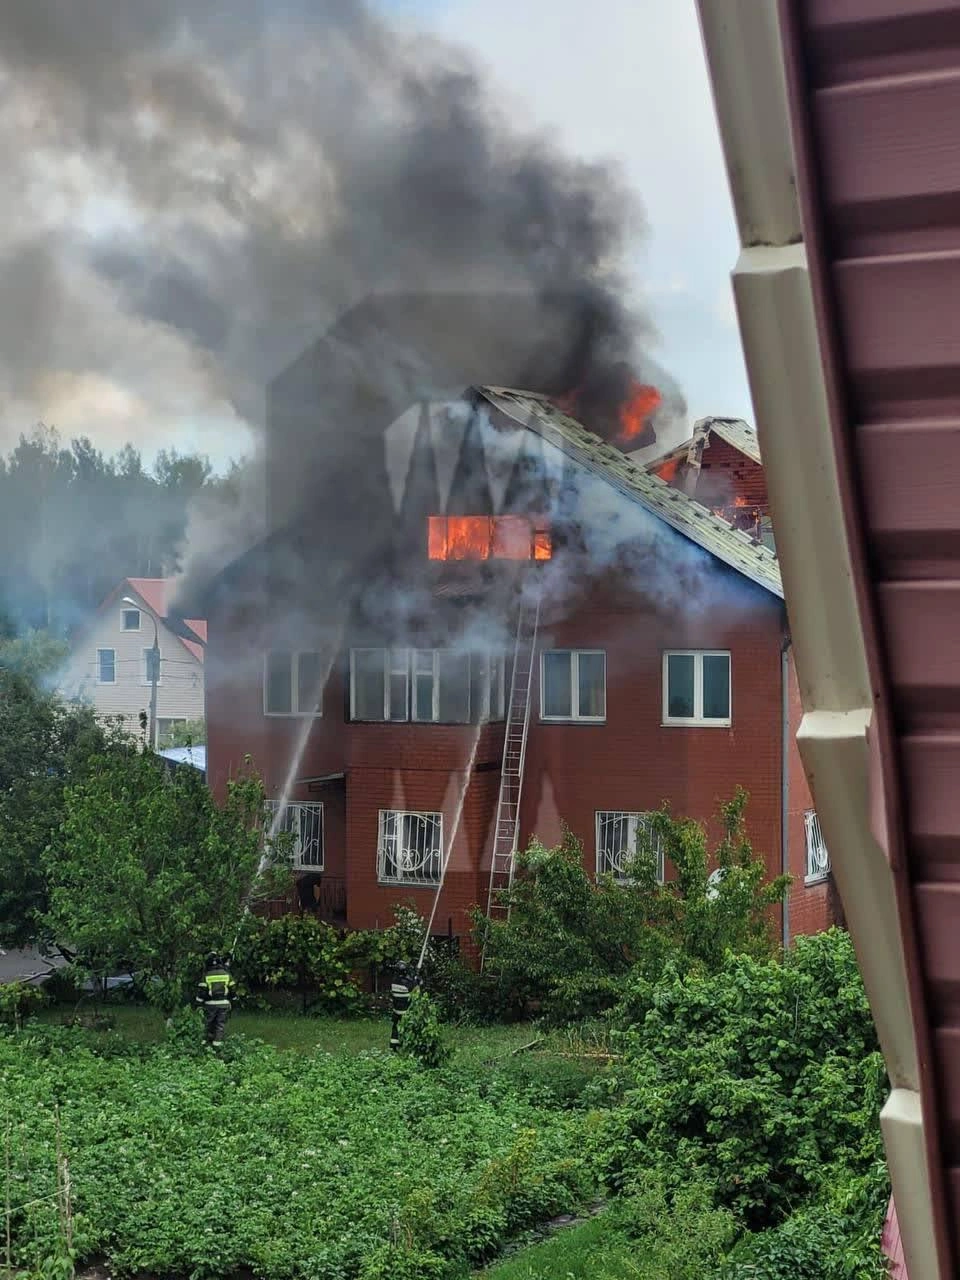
[476,387,783,599]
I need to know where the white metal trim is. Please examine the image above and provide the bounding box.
[595,810,665,884]
[377,809,443,885]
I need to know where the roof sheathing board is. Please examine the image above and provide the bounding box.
[477,386,783,598]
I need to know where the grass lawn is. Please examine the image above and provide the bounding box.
[37,1002,538,1060]
[478,1216,639,1280]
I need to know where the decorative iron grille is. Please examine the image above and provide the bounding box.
[804,809,830,880]
[264,801,324,870]
[596,811,664,882]
[378,810,443,884]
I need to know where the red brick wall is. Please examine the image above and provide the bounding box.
[206,567,833,943]
[696,438,769,512]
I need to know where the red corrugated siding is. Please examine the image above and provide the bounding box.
[780,1,960,1271]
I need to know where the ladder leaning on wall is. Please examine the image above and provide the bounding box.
[484,580,542,930]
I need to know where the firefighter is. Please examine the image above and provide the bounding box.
[196,952,234,1049]
[389,960,420,1052]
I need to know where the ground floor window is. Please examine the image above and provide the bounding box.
[595,811,665,883]
[378,810,443,884]
[264,801,324,870]
[350,649,505,723]
[156,718,187,747]
[804,809,830,883]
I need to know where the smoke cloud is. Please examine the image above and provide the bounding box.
[0,0,680,463]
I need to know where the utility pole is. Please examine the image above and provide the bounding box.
[123,595,160,749]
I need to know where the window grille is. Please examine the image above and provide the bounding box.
[264,801,324,870]
[378,810,443,884]
[804,809,830,881]
[596,811,664,882]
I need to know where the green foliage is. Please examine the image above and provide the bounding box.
[475,791,789,1024]
[3,1026,590,1279]
[230,906,425,1014]
[0,641,128,949]
[43,753,290,1014]
[0,980,47,1028]
[592,930,887,1237]
[397,990,450,1068]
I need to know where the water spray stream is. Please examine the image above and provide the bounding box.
[231,628,345,955]
[416,721,484,974]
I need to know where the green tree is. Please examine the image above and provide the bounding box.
[0,632,123,950]
[43,753,290,1014]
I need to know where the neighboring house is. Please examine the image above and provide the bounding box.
[201,373,835,943]
[59,578,206,747]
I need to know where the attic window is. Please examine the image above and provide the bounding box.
[428,515,551,561]
[122,608,141,631]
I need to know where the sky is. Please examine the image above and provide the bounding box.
[0,0,751,473]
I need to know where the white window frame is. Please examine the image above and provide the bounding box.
[595,811,665,883]
[662,650,732,727]
[264,801,324,870]
[350,649,503,724]
[96,648,116,684]
[377,809,443,885]
[263,650,325,717]
[142,647,163,687]
[804,809,831,884]
[539,649,606,722]
[121,608,141,632]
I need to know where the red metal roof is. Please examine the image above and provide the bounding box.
[109,578,206,665]
[778,0,960,1271]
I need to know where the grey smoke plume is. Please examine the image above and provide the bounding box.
[0,0,680,461]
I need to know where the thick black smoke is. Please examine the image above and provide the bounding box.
[0,0,678,448]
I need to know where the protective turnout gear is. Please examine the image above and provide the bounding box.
[196,957,235,1048]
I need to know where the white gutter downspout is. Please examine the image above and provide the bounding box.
[696,4,938,1276]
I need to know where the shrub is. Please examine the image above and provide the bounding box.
[593,930,887,1232]
[0,979,47,1028]
[397,989,450,1069]
[474,790,789,1025]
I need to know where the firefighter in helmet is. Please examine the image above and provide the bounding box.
[196,952,234,1048]
[389,960,420,1052]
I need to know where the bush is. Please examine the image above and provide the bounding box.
[0,980,47,1028]
[397,990,450,1069]
[474,790,789,1025]
[593,930,887,1233]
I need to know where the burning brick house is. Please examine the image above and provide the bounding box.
[201,314,835,944]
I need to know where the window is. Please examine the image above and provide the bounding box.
[596,811,665,882]
[263,651,324,716]
[662,651,731,726]
[804,810,830,882]
[157,718,187,747]
[121,608,141,631]
[142,648,162,686]
[350,649,503,723]
[378,810,442,884]
[96,648,116,683]
[540,650,606,720]
[264,801,324,870]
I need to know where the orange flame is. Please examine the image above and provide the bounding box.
[618,380,662,442]
[733,495,748,508]
[657,458,680,484]
[428,515,552,561]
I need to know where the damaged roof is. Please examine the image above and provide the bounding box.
[639,415,762,471]
[476,387,782,599]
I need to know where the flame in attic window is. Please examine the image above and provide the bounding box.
[428,515,552,561]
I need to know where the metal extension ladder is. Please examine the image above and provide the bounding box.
[484,581,542,924]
